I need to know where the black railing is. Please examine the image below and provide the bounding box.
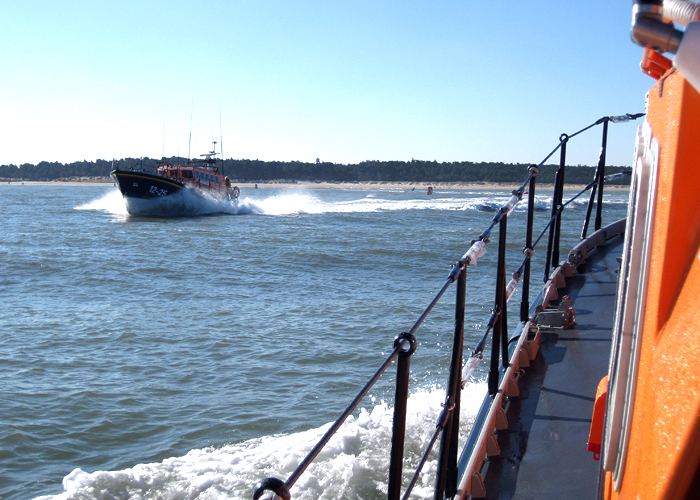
[252,113,642,500]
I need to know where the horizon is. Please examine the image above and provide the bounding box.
[1,155,634,171]
[3,2,650,167]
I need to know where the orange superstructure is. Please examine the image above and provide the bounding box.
[111,141,240,215]
[599,16,700,500]
[157,163,230,197]
[248,4,700,498]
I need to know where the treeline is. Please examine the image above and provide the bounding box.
[0,157,631,185]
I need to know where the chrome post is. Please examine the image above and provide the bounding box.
[631,0,682,54]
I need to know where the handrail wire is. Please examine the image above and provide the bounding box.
[535,113,643,167]
[458,168,633,394]
[252,113,642,500]
[450,117,639,499]
[293,343,404,482]
[408,114,640,500]
[402,403,454,500]
[458,114,642,389]
[431,115,640,500]
[254,262,469,500]
[434,257,468,499]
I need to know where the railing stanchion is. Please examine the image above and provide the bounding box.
[552,135,567,268]
[388,333,417,500]
[544,169,558,283]
[488,209,508,395]
[521,167,537,322]
[581,182,597,240]
[434,260,467,500]
[545,135,567,282]
[496,213,509,368]
[447,260,467,498]
[251,113,643,500]
[583,117,610,238]
[595,119,609,231]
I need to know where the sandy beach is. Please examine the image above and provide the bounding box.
[3,177,630,191]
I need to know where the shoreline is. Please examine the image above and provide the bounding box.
[2,178,630,191]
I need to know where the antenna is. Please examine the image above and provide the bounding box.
[219,98,224,161]
[162,124,165,159]
[219,98,225,177]
[188,93,194,160]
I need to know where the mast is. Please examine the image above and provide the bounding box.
[188,93,194,161]
[219,98,226,178]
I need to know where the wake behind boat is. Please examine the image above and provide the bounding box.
[111,142,240,216]
[252,2,700,499]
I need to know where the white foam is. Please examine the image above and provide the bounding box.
[252,194,475,215]
[76,188,628,219]
[37,381,487,500]
[76,188,627,218]
[75,189,128,215]
[251,193,326,215]
[75,188,263,217]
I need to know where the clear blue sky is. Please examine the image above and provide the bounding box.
[1,1,653,167]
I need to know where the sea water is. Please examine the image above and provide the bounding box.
[0,184,629,500]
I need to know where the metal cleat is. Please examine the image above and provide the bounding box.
[536,295,576,329]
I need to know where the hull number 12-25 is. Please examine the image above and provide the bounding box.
[149,186,168,197]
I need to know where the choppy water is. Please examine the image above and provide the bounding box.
[0,184,629,500]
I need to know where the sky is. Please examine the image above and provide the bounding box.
[1,1,654,167]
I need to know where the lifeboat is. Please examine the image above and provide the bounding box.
[111,141,240,215]
[251,3,700,498]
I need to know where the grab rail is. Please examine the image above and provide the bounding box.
[252,113,642,500]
